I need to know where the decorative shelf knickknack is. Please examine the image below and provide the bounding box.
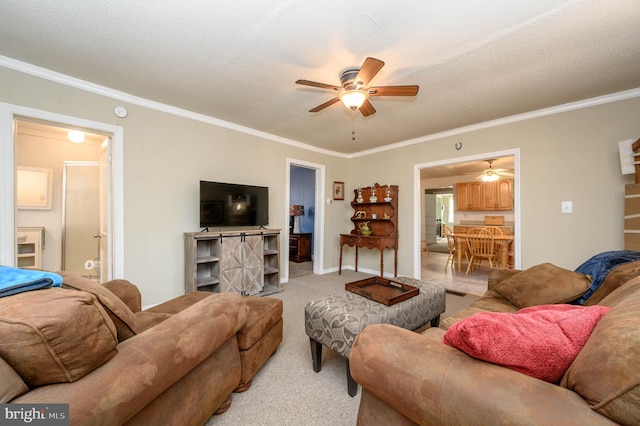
[339,183,398,277]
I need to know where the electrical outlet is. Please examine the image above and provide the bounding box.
[561,201,573,213]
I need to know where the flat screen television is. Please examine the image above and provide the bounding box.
[199,180,269,228]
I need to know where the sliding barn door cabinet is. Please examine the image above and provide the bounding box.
[184,229,280,296]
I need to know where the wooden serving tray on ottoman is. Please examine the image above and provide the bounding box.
[345,276,419,306]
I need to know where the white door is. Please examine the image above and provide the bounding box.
[424,194,437,244]
[62,162,100,278]
[98,139,110,282]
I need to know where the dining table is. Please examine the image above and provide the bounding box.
[452,232,514,272]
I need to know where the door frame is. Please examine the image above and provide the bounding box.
[0,102,124,279]
[413,148,521,277]
[286,158,325,280]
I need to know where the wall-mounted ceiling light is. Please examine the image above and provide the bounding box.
[339,89,368,110]
[68,130,85,143]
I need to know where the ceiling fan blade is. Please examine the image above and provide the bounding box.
[354,57,385,87]
[368,85,419,96]
[309,97,340,112]
[295,79,341,91]
[359,99,376,117]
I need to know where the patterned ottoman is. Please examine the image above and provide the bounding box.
[304,276,445,396]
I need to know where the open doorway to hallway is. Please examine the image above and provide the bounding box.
[416,150,520,295]
[287,159,325,280]
[289,165,315,278]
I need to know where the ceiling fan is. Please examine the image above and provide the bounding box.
[295,57,419,117]
[474,159,514,181]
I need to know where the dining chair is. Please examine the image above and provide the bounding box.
[465,227,497,275]
[484,226,503,259]
[484,226,503,236]
[421,239,430,256]
[444,226,467,270]
[443,226,457,269]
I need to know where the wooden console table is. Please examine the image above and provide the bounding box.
[339,234,398,277]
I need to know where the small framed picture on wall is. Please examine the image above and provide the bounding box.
[333,181,345,200]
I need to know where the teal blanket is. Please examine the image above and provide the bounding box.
[0,266,62,297]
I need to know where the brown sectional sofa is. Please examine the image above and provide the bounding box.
[350,261,640,425]
[0,272,282,425]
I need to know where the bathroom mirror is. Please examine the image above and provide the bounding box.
[16,166,52,210]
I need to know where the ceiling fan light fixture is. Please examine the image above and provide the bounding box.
[339,90,368,111]
[481,173,499,182]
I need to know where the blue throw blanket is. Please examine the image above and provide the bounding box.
[0,266,62,297]
[574,250,640,304]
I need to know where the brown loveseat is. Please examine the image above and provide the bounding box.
[0,272,283,425]
[350,261,640,425]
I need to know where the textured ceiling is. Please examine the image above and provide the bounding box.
[1,1,639,155]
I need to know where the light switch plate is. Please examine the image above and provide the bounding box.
[562,201,573,213]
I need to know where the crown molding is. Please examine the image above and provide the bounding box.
[2,55,639,160]
[349,87,640,158]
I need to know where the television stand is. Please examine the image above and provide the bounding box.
[184,229,281,296]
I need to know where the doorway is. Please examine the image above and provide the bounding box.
[0,103,124,279]
[424,190,453,250]
[286,158,325,280]
[413,149,521,292]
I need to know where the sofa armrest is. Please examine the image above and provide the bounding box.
[13,293,248,425]
[350,325,615,425]
[102,279,142,313]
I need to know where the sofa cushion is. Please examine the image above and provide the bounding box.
[493,263,591,308]
[442,304,609,383]
[439,289,518,330]
[560,278,640,425]
[237,297,283,350]
[60,272,141,341]
[0,356,28,403]
[0,288,118,387]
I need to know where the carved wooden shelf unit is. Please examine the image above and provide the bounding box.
[339,183,398,276]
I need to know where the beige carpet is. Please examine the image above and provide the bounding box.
[289,260,313,278]
[207,271,479,425]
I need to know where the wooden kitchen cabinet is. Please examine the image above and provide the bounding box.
[456,182,483,210]
[457,179,512,211]
[482,180,513,210]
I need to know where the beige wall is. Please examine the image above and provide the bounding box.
[348,99,640,274]
[2,66,640,305]
[0,67,349,305]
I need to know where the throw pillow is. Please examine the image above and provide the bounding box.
[442,304,610,383]
[60,272,141,341]
[493,263,591,308]
[0,288,118,387]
